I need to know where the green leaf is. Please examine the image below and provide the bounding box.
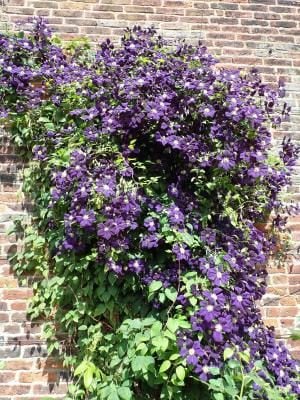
[228,360,240,369]
[166,318,179,333]
[118,387,132,400]
[213,394,224,400]
[239,350,250,364]
[179,231,195,246]
[223,347,234,361]
[209,378,224,392]
[150,321,162,337]
[175,366,185,381]
[159,360,171,373]
[131,356,155,373]
[209,367,220,376]
[149,280,163,293]
[94,303,106,316]
[108,392,120,400]
[165,287,177,302]
[78,325,87,331]
[83,367,93,389]
[74,361,87,376]
[169,353,180,361]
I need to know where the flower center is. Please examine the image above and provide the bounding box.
[188,348,195,356]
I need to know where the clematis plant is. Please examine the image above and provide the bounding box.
[2,18,299,400]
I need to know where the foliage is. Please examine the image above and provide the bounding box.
[1,18,299,399]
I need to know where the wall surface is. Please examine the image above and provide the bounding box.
[0,1,300,399]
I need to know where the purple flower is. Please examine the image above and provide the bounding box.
[33,145,47,161]
[207,268,230,287]
[200,228,216,246]
[107,259,122,275]
[97,221,114,240]
[248,165,267,178]
[198,301,220,322]
[96,180,115,198]
[144,217,157,232]
[180,339,204,366]
[172,243,190,261]
[140,234,159,249]
[212,316,232,343]
[201,104,215,118]
[76,209,96,229]
[167,204,184,225]
[128,258,144,274]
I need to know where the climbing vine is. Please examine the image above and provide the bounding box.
[1,18,299,399]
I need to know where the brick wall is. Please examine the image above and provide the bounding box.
[0,1,299,399]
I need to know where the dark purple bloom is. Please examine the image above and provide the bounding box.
[140,234,159,249]
[207,268,230,287]
[128,258,144,273]
[33,145,47,161]
[172,243,190,261]
[167,204,184,225]
[143,217,157,232]
[76,209,96,229]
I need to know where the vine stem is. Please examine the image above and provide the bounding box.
[166,259,181,319]
[238,366,245,400]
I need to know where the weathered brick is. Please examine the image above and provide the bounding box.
[53,10,83,17]
[277,0,299,5]
[65,18,97,26]
[124,6,154,13]
[10,301,27,310]
[117,13,147,20]
[163,0,183,6]
[211,2,238,10]
[93,5,123,12]
[22,345,48,358]
[11,312,29,322]
[0,372,15,383]
[269,6,297,14]
[0,345,21,358]
[32,383,68,395]
[241,19,269,27]
[0,386,30,395]
[193,2,209,9]
[4,324,21,334]
[250,0,276,4]
[84,11,115,19]
[19,371,58,383]
[210,17,239,25]
[0,312,9,322]
[4,360,33,370]
[254,12,280,20]
[28,1,59,8]
[5,7,34,15]
[270,20,297,29]
[132,0,161,5]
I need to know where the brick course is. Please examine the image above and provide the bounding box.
[0,0,300,398]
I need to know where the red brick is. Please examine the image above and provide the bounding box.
[4,360,33,370]
[0,386,30,395]
[4,324,21,334]
[279,307,299,318]
[19,371,58,383]
[0,312,9,322]
[117,13,147,20]
[2,289,32,300]
[0,371,15,383]
[133,0,161,5]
